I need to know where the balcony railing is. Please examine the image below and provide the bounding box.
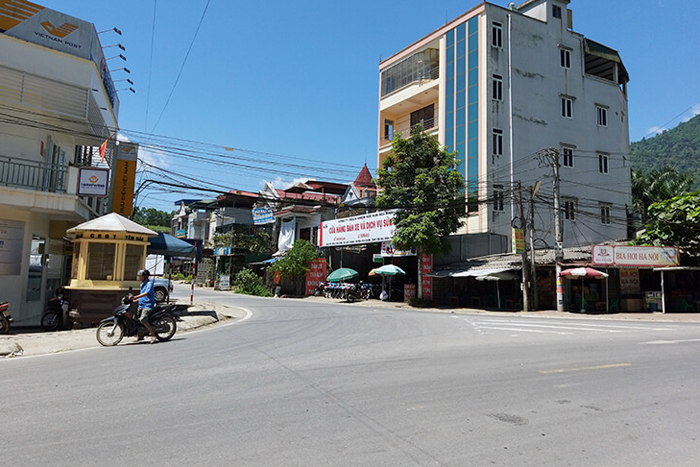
[0,155,66,193]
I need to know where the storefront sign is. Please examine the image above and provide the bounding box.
[404,283,416,302]
[219,274,231,291]
[320,210,397,247]
[512,228,525,254]
[305,257,327,296]
[252,207,275,225]
[77,168,109,196]
[380,241,417,257]
[592,245,679,268]
[619,268,640,295]
[0,220,25,275]
[111,159,136,216]
[421,253,433,300]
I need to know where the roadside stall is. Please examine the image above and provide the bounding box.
[65,213,157,326]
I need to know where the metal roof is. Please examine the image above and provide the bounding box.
[66,212,157,236]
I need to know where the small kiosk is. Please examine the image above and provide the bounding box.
[65,213,157,325]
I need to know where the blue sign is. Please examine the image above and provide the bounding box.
[252,207,274,225]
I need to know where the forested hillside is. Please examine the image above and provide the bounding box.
[630,114,700,177]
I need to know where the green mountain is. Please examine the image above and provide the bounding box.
[630,114,700,177]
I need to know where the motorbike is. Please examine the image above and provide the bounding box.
[41,288,69,331]
[95,296,180,346]
[0,301,13,334]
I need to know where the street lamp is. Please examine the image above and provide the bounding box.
[106,54,127,61]
[117,88,136,94]
[111,67,131,74]
[98,27,122,35]
[104,43,126,51]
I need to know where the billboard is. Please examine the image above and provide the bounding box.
[77,167,109,196]
[592,245,679,268]
[252,207,274,225]
[320,210,397,247]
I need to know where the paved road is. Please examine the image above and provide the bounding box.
[2,285,700,466]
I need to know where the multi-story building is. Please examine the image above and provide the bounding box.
[378,0,631,251]
[0,3,120,324]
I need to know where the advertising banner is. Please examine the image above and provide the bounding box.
[111,159,136,216]
[592,245,679,268]
[380,241,416,257]
[421,253,433,300]
[77,167,109,196]
[619,268,640,295]
[512,228,525,254]
[305,257,327,296]
[320,210,397,247]
[252,207,274,225]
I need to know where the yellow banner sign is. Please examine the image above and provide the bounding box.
[111,159,136,217]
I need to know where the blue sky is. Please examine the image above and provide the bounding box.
[41,0,700,211]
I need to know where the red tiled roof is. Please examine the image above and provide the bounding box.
[354,164,375,188]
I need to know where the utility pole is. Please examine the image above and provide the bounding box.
[550,147,565,312]
[529,181,541,310]
[517,182,530,312]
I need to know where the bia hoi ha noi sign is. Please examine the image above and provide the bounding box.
[592,245,679,268]
[319,210,397,247]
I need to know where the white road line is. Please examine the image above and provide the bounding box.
[476,326,573,335]
[641,338,700,345]
[468,319,675,331]
[471,322,624,333]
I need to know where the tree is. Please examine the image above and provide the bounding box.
[132,207,175,228]
[633,190,700,264]
[632,167,695,223]
[233,268,272,297]
[270,239,319,295]
[376,127,465,298]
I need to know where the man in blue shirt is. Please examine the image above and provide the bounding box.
[130,269,157,343]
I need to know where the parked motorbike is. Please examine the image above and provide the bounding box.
[95,297,180,346]
[0,301,13,334]
[41,288,69,331]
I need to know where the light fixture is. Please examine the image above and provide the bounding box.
[114,79,134,85]
[98,27,122,35]
[104,43,126,51]
[111,67,131,74]
[106,54,127,61]
[116,88,136,94]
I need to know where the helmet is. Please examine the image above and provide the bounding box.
[137,269,150,278]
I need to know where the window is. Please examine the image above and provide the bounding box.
[86,243,115,280]
[597,106,608,127]
[492,128,503,156]
[493,184,504,211]
[384,119,394,140]
[553,4,562,18]
[563,199,576,220]
[562,146,574,167]
[492,74,503,100]
[598,154,609,174]
[600,204,611,225]
[492,22,502,48]
[410,104,435,133]
[561,97,573,118]
[560,49,571,69]
[124,244,143,280]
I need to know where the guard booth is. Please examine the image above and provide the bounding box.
[65,213,157,325]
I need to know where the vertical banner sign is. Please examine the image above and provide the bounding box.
[404,284,416,302]
[305,258,327,296]
[421,253,433,300]
[512,228,525,254]
[111,159,137,216]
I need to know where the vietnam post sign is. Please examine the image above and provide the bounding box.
[320,210,397,247]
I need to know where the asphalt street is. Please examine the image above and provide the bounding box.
[2,284,700,466]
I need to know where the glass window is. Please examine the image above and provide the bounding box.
[384,120,394,140]
[493,184,504,211]
[86,243,115,280]
[560,49,571,69]
[26,236,45,302]
[600,204,611,225]
[553,5,562,18]
[124,244,143,281]
[491,22,502,47]
[492,74,503,100]
[597,106,608,127]
[411,104,435,133]
[492,129,503,156]
[562,147,574,167]
[561,97,573,118]
[564,199,576,220]
[380,48,440,96]
[598,154,609,174]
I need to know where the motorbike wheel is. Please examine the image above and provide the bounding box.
[41,312,60,331]
[153,315,177,342]
[96,321,124,346]
[0,315,9,334]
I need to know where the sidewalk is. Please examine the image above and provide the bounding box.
[302,294,700,322]
[0,302,246,358]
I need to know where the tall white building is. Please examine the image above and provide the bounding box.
[378,0,631,252]
[0,3,120,325]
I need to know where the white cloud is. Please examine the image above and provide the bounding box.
[261,177,311,190]
[681,103,700,122]
[646,125,668,136]
[138,145,170,171]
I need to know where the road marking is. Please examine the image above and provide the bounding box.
[471,321,623,333]
[642,338,700,345]
[539,363,631,374]
[477,326,573,335]
[469,319,675,332]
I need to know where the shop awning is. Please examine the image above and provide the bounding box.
[429,267,519,278]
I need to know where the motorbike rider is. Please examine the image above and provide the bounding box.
[129,269,157,344]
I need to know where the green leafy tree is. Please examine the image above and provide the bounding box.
[132,207,175,228]
[632,167,695,223]
[633,190,700,264]
[376,126,465,298]
[270,239,319,296]
[233,268,272,297]
[210,228,272,254]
